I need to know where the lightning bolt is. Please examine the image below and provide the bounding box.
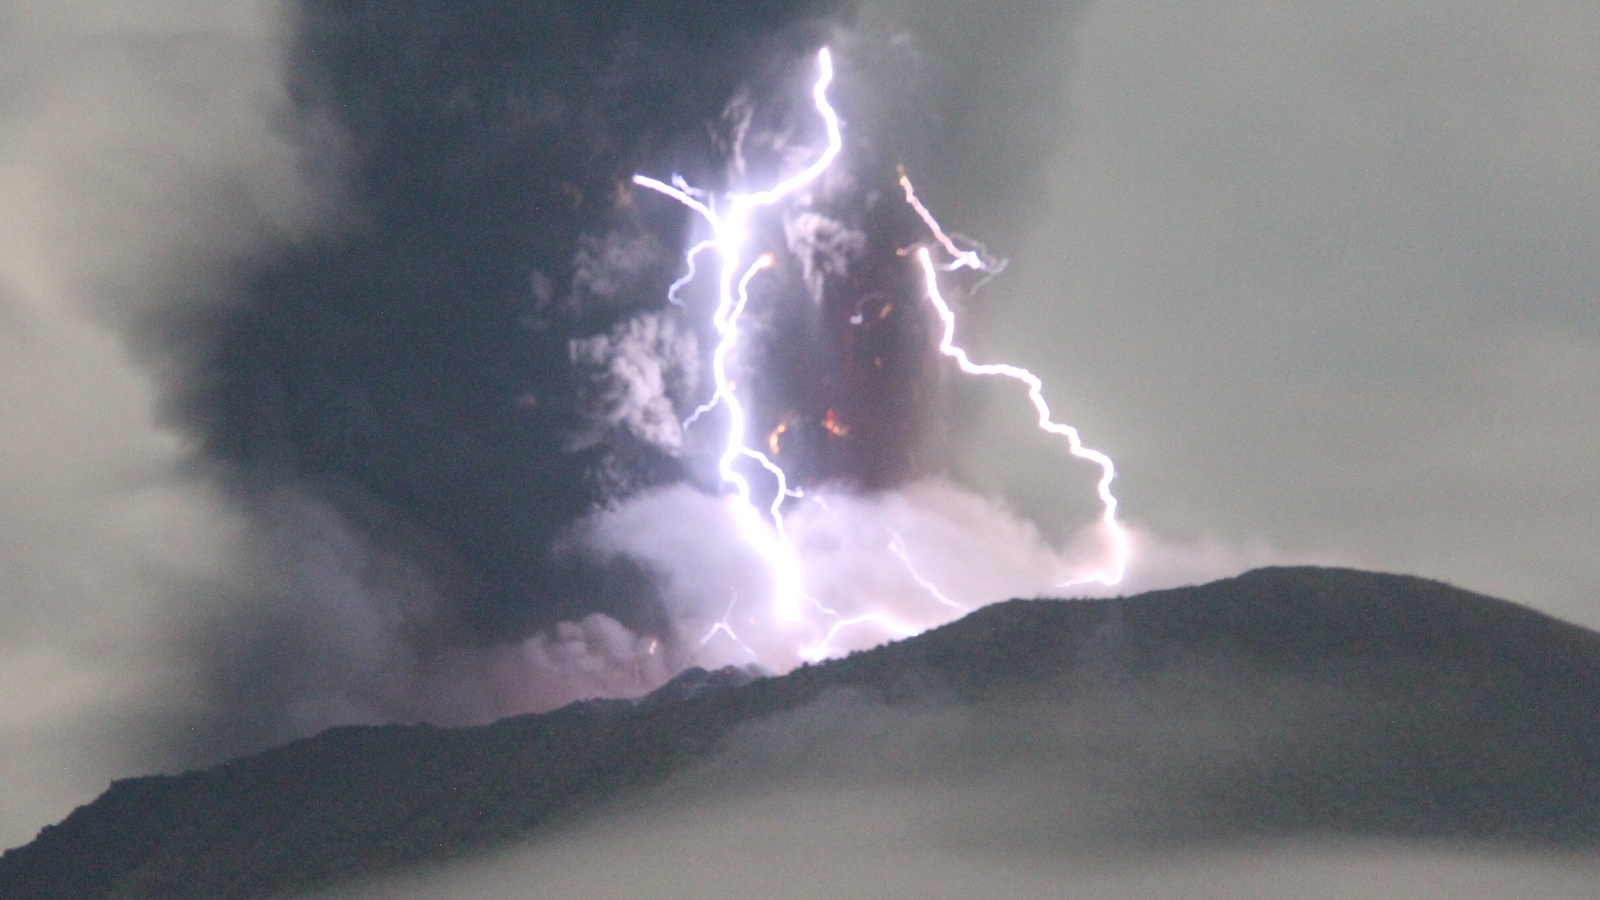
[888,529,968,613]
[899,171,1129,586]
[632,46,1129,667]
[699,592,758,659]
[800,611,921,663]
[633,47,841,624]
[909,233,1130,587]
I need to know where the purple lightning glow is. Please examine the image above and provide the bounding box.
[888,530,969,613]
[699,592,758,659]
[799,610,921,663]
[631,46,1128,664]
[633,47,841,623]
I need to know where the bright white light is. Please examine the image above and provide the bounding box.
[912,247,1129,587]
[630,46,1129,666]
[633,49,841,626]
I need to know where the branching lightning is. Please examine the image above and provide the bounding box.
[699,593,758,659]
[888,530,968,613]
[631,46,1128,666]
[899,171,1129,584]
[666,236,718,308]
[910,238,1129,587]
[634,48,840,624]
[800,610,921,663]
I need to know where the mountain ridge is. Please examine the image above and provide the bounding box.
[5,566,1599,899]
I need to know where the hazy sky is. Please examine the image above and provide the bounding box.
[1,0,1597,855]
[968,0,1600,627]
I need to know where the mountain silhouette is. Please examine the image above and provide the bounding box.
[4,566,1599,899]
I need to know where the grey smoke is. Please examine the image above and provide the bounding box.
[570,478,1319,673]
[783,211,866,303]
[715,87,756,179]
[185,484,684,739]
[564,229,670,319]
[568,312,700,454]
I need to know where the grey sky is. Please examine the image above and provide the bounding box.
[0,0,319,849]
[956,0,1600,624]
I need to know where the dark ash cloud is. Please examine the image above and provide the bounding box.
[148,0,1101,762]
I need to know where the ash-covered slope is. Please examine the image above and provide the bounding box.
[5,567,1600,899]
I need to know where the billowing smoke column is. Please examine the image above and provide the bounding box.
[139,3,1162,751]
[626,48,1129,668]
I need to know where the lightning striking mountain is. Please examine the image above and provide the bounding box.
[632,46,1128,664]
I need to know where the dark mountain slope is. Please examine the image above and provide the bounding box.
[4,567,1600,899]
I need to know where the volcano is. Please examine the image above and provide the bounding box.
[4,566,1599,899]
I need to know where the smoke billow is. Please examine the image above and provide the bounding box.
[783,211,867,303]
[134,0,865,757]
[147,0,1127,757]
[567,311,699,455]
[575,477,1321,674]
[2,0,1308,851]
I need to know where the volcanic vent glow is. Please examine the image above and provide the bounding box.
[631,47,1129,663]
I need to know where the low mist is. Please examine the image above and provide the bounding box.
[310,676,1600,899]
